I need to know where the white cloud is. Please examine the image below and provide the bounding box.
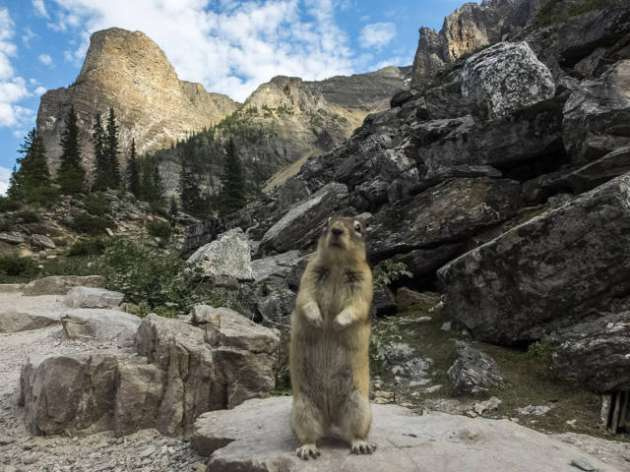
[47,0,356,101]
[0,8,32,128]
[38,53,53,66]
[33,0,49,18]
[35,85,47,95]
[0,166,11,196]
[359,22,396,49]
[22,27,37,47]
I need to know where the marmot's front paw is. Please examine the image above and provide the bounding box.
[296,443,321,460]
[333,308,354,330]
[303,303,323,327]
[351,440,376,455]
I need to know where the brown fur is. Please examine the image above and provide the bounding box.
[289,216,375,460]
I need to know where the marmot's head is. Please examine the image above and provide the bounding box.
[318,216,367,261]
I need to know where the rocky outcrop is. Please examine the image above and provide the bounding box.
[37,28,238,175]
[438,173,630,345]
[563,59,630,164]
[22,275,105,296]
[60,309,140,346]
[411,0,537,88]
[368,178,521,265]
[187,228,254,282]
[259,182,350,254]
[191,396,621,472]
[64,287,124,309]
[20,308,280,437]
[448,341,504,395]
[549,312,630,392]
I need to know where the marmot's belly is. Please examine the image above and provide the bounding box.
[301,333,355,415]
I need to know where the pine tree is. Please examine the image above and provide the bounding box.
[105,107,121,189]
[91,113,108,191]
[127,138,140,197]
[219,138,245,215]
[8,128,53,204]
[180,152,204,215]
[57,106,85,194]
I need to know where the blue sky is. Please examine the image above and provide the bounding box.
[0,0,470,194]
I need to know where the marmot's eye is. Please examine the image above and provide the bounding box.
[354,222,362,233]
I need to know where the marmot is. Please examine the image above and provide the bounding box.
[290,216,375,460]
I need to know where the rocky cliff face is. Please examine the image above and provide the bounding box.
[36,27,409,195]
[37,28,239,175]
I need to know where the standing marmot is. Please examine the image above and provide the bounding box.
[290,216,375,460]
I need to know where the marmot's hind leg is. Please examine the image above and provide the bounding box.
[337,391,376,454]
[291,394,324,460]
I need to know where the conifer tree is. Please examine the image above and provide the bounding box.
[127,138,140,197]
[57,106,85,194]
[180,152,204,215]
[8,128,52,204]
[91,113,108,191]
[105,107,121,189]
[219,138,245,215]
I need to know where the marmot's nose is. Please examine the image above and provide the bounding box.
[331,227,343,236]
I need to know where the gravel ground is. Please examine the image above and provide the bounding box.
[0,326,206,472]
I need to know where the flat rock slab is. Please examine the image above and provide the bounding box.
[64,287,124,309]
[61,309,141,345]
[22,275,105,296]
[192,397,621,472]
[0,294,64,333]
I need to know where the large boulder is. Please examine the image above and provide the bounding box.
[135,312,279,435]
[251,250,303,283]
[0,293,64,333]
[460,42,555,121]
[447,341,503,396]
[30,234,56,250]
[64,287,124,309]
[259,182,349,254]
[22,275,105,296]
[60,308,141,345]
[187,228,254,282]
[563,60,630,164]
[438,173,630,345]
[20,310,280,437]
[418,96,566,181]
[19,353,122,435]
[549,312,630,392]
[368,178,522,264]
[191,397,620,472]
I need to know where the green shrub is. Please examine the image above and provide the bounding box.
[67,237,106,257]
[0,196,20,213]
[83,192,111,216]
[67,212,113,235]
[16,209,41,223]
[0,254,38,277]
[373,260,412,288]
[146,220,172,240]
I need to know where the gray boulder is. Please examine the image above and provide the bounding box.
[61,308,141,345]
[372,286,397,317]
[191,396,620,472]
[563,60,630,164]
[549,312,630,392]
[251,250,303,283]
[369,178,521,263]
[20,353,122,435]
[64,287,124,309]
[447,341,503,396]
[0,294,64,333]
[30,234,56,250]
[22,275,105,296]
[438,173,630,345]
[461,42,555,121]
[187,228,254,281]
[0,232,25,245]
[260,182,349,254]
